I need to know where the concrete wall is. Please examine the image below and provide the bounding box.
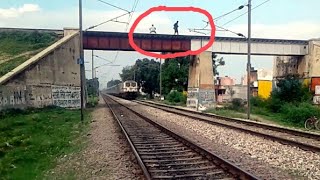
[218,85,247,102]
[187,51,215,109]
[0,30,80,110]
[273,56,300,78]
[308,41,320,77]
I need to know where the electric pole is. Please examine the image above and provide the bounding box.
[247,0,252,119]
[92,50,94,79]
[79,0,85,122]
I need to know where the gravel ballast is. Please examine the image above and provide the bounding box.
[116,98,320,179]
[47,96,144,179]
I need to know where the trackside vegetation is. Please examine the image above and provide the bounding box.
[0,107,91,179]
[0,31,60,77]
[207,75,320,128]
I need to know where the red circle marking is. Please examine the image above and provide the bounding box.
[128,6,216,59]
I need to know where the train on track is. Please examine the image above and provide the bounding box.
[105,80,138,100]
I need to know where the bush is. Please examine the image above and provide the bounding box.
[251,96,268,108]
[267,96,283,113]
[86,96,99,108]
[280,103,320,125]
[166,91,187,104]
[229,98,244,110]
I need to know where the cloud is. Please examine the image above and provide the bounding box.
[0,7,205,35]
[0,7,319,85]
[217,22,320,40]
[0,4,40,18]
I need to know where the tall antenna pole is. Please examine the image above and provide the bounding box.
[79,0,85,122]
[247,0,252,119]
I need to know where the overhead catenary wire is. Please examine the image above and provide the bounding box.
[191,0,270,36]
[94,54,113,63]
[214,4,246,21]
[221,0,271,26]
[201,4,246,29]
[216,25,246,38]
[96,0,130,13]
[85,12,131,31]
[113,0,140,64]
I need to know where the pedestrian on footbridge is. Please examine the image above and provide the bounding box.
[173,21,179,35]
[149,24,156,34]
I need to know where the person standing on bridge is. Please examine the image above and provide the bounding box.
[149,24,156,34]
[173,21,179,35]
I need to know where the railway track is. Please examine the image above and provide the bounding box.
[134,100,320,153]
[103,94,259,180]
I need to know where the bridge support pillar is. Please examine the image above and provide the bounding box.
[187,51,215,110]
[307,40,320,104]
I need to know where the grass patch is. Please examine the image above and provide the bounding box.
[0,31,59,77]
[0,31,59,56]
[86,96,99,108]
[0,107,91,179]
[0,56,30,77]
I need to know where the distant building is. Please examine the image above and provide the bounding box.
[242,68,273,99]
[216,76,247,103]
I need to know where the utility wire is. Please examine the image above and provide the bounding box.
[94,55,113,63]
[85,12,130,31]
[191,0,269,37]
[221,0,271,26]
[216,25,246,38]
[113,0,140,63]
[125,0,138,31]
[214,4,246,21]
[201,4,246,29]
[96,0,130,13]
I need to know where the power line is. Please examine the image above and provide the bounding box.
[221,0,271,26]
[113,0,140,63]
[94,55,112,63]
[125,0,138,31]
[191,3,246,34]
[201,4,246,29]
[214,4,246,21]
[216,25,246,38]
[96,0,130,13]
[85,12,131,31]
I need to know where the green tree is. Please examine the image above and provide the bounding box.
[107,79,121,87]
[119,66,135,81]
[272,74,312,103]
[269,74,313,112]
[120,58,160,98]
[212,53,225,76]
[161,56,190,95]
[86,78,99,96]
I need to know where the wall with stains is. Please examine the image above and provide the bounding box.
[0,29,80,111]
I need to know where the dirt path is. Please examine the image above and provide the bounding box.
[47,96,144,179]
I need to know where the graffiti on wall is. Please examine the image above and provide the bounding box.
[52,86,81,108]
[187,88,199,108]
[0,88,26,108]
[27,85,53,108]
[199,89,215,106]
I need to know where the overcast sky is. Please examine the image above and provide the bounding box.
[1,0,319,87]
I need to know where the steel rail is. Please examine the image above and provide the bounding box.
[104,96,152,180]
[104,95,259,180]
[135,100,320,153]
